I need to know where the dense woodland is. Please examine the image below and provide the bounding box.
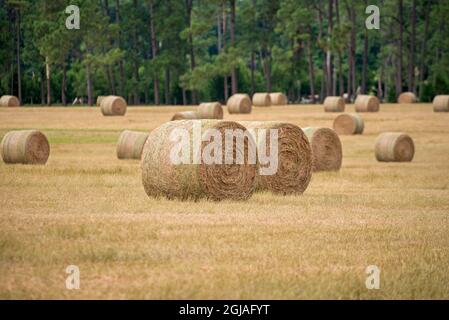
[1,0,448,106]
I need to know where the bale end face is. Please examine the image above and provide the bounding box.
[375,132,415,162]
[1,130,50,165]
[303,127,342,172]
[433,95,449,112]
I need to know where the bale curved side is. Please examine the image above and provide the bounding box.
[239,121,313,195]
[0,95,20,107]
[171,111,199,121]
[333,113,364,135]
[375,132,415,162]
[355,95,380,112]
[141,120,257,201]
[227,94,252,114]
[100,96,127,116]
[324,96,345,112]
[117,130,150,160]
[1,130,50,165]
[197,102,224,119]
[96,96,107,107]
[433,95,449,112]
[269,93,288,105]
[303,127,342,172]
[252,93,272,107]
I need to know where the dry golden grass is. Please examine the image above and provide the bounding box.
[1,104,449,299]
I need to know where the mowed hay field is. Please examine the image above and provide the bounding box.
[1,104,449,299]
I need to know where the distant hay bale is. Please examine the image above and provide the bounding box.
[239,121,312,195]
[333,113,364,135]
[0,95,20,107]
[433,95,449,112]
[141,120,257,201]
[100,96,127,116]
[303,127,342,172]
[269,93,288,105]
[227,94,252,114]
[117,130,150,160]
[197,102,224,119]
[398,92,417,104]
[355,95,380,112]
[96,96,107,106]
[171,111,199,121]
[1,130,50,165]
[375,132,415,162]
[324,96,345,112]
[252,93,272,107]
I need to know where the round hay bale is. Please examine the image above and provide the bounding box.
[355,95,380,112]
[100,96,127,116]
[239,121,312,195]
[141,120,257,201]
[398,92,417,104]
[433,95,449,112]
[375,132,414,162]
[1,130,50,165]
[117,130,150,160]
[0,95,20,107]
[333,113,364,135]
[227,94,252,114]
[197,102,224,119]
[96,96,107,107]
[303,127,342,172]
[269,93,288,105]
[171,111,199,121]
[324,96,345,112]
[252,93,271,107]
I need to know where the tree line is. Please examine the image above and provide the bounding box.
[1,0,448,106]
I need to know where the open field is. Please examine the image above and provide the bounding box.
[1,104,449,299]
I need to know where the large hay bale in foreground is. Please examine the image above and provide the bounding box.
[100,96,127,116]
[0,95,20,107]
[141,120,257,201]
[303,127,342,172]
[269,93,288,105]
[324,96,345,112]
[197,102,223,119]
[171,111,199,121]
[239,121,312,195]
[355,95,380,112]
[333,113,364,135]
[398,92,417,104]
[252,93,272,107]
[1,130,50,165]
[117,130,150,160]
[227,94,252,114]
[96,96,107,107]
[433,95,449,112]
[375,132,414,162]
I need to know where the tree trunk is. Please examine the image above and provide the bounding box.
[16,8,22,104]
[222,2,228,101]
[250,52,256,96]
[306,37,316,103]
[335,0,344,96]
[186,0,197,104]
[40,70,45,105]
[62,64,67,106]
[182,87,187,105]
[149,0,160,105]
[86,63,94,106]
[45,57,51,106]
[408,0,416,92]
[362,0,369,94]
[229,0,237,94]
[326,0,333,97]
[418,0,431,100]
[115,0,125,97]
[396,0,403,97]
[165,68,171,105]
